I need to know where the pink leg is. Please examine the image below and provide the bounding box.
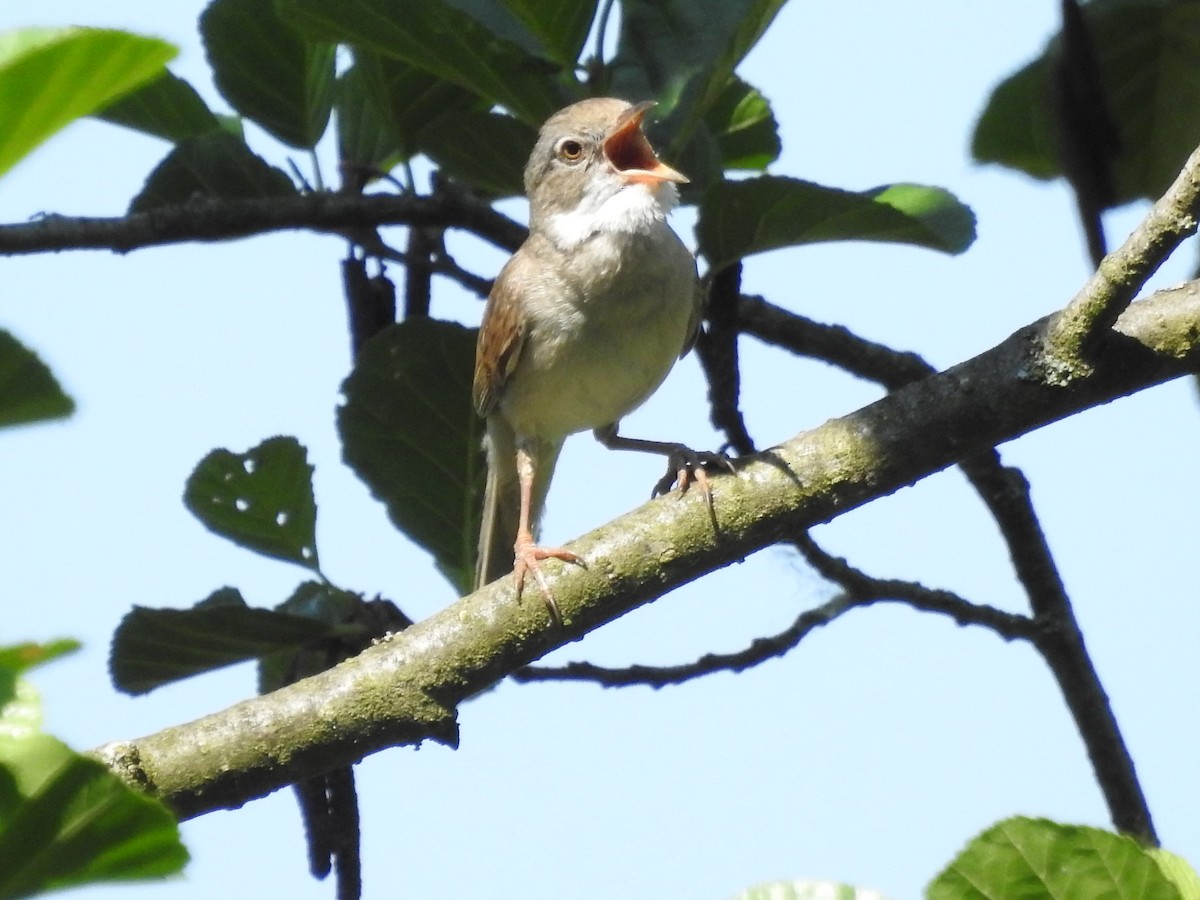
[511,446,584,624]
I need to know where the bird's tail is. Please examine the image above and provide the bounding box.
[474,418,562,591]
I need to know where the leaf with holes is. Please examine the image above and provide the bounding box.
[183,436,320,570]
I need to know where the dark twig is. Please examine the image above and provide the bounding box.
[515,533,1035,688]
[354,230,493,298]
[403,227,437,320]
[0,190,527,257]
[957,456,1158,844]
[740,290,1159,843]
[791,531,1037,640]
[341,250,396,358]
[514,592,864,687]
[695,264,757,454]
[1051,0,1121,267]
[737,293,935,388]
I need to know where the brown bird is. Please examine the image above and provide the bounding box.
[473,97,710,622]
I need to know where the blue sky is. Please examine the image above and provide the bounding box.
[4,3,1199,898]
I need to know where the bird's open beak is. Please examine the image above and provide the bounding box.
[603,101,689,185]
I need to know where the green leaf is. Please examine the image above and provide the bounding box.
[0,734,187,896]
[704,76,780,171]
[611,0,786,141]
[109,587,343,694]
[500,0,599,66]
[354,48,483,161]
[201,0,336,149]
[95,70,221,142]
[336,64,404,180]
[697,176,975,269]
[928,817,1184,900]
[0,641,79,736]
[183,436,321,570]
[417,109,535,197]
[732,880,890,900]
[0,677,43,743]
[0,642,80,679]
[971,59,1059,181]
[973,0,1200,203]
[338,319,484,594]
[0,27,176,178]
[1152,849,1200,900]
[129,130,297,212]
[0,330,75,429]
[280,0,568,125]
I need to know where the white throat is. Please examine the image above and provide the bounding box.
[545,179,678,251]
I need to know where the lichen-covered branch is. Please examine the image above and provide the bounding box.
[1038,142,1200,382]
[94,281,1200,822]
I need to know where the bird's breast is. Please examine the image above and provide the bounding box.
[498,226,696,440]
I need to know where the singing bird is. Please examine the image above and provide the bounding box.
[473,97,713,621]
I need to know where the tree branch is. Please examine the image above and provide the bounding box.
[695,264,756,454]
[93,281,1200,821]
[514,531,1035,688]
[1039,140,1200,381]
[0,190,527,256]
[738,292,1165,841]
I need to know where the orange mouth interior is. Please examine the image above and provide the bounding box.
[604,113,662,174]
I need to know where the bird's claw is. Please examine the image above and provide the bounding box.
[651,445,735,499]
[512,539,585,626]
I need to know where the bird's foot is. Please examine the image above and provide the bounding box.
[651,444,735,499]
[513,535,585,625]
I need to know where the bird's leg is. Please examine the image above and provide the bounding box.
[512,445,584,625]
[593,423,734,499]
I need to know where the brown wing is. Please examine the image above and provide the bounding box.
[473,255,526,417]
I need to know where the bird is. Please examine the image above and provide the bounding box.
[472,97,716,623]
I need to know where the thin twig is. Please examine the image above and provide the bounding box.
[515,592,864,687]
[354,230,493,298]
[516,533,1035,688]
[695,264,756,454]
[791,531,1037,640]
[737,293,935,388]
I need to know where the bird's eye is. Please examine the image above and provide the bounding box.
[557,139,584,162]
